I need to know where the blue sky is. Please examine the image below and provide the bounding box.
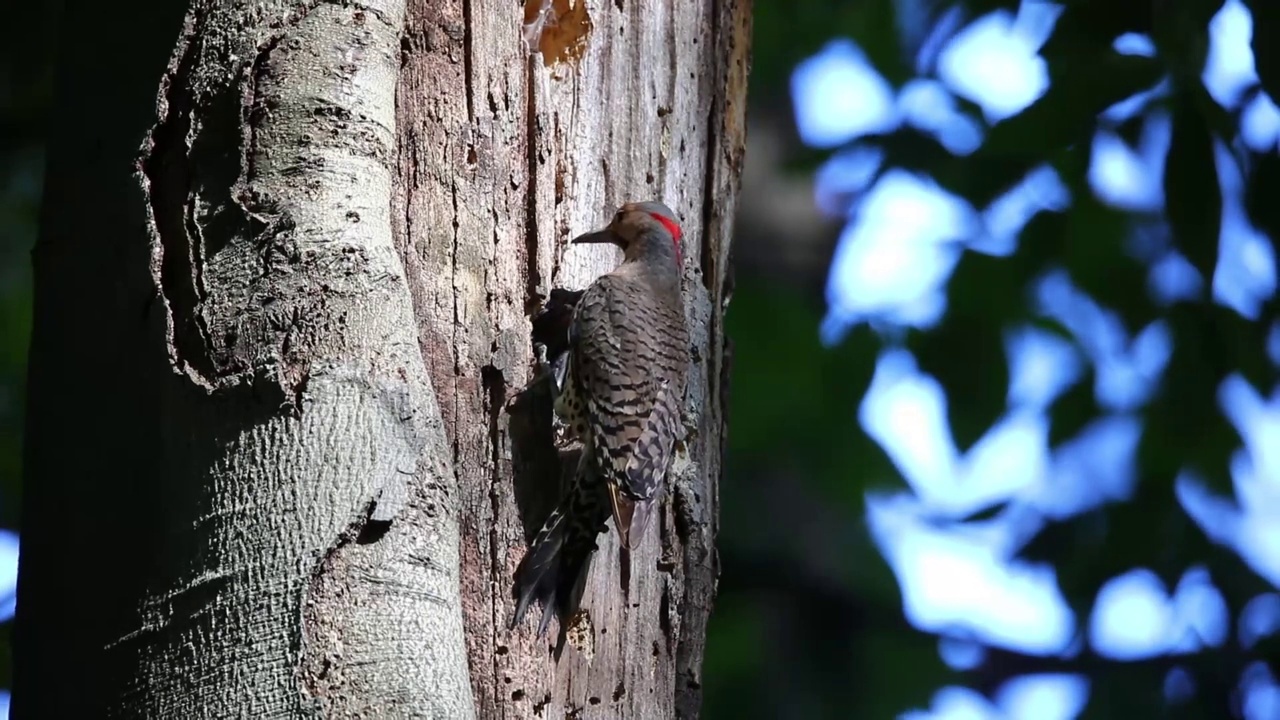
[790,0,1280,717]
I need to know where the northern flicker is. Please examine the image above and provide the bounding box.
[511,200,689,636]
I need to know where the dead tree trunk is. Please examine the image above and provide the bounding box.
[394,0,749,717]
[16,0,748,715]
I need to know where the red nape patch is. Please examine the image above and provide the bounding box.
[648,212,683,265]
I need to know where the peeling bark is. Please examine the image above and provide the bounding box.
[396,0,750,717]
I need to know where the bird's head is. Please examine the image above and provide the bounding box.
[571,200,684,268]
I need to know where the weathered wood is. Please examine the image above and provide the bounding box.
[395,0,750,716]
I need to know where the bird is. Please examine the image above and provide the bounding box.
[510,200,690,637]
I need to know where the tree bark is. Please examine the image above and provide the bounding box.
[395,0,749,717]
[19,0,474,716]
[17,0,747,716]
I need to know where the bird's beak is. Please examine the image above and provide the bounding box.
[570,228,617,245]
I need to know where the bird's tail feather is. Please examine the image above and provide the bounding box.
[608,483,658,550]
[510,464,610,637]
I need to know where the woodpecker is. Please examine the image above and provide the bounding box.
[511,200,689,636]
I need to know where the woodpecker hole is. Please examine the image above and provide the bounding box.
[521,0,592,67]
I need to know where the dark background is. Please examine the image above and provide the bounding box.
[3,0,1279,718]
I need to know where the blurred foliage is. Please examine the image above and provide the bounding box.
[4,0,1280,717]
[705,0,1280,718]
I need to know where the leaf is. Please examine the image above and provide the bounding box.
[983,52,1164,158]
[1047,371,1100,447]
[1098,479,1195,588]
[1247,0,1280,101]
[1152,0,1225,79]
[1017,509,1107,620]
[1057,193,1157,332]
[1014,208,1074,278]
[933,152,1045,209]
[1203,540,1275,614]
[1140,304,1243,495]
[1215,302,1279,391]
[868,127,959,178]
[1164,86,1222,283]
[1021,472,1189,623]
[909,252,1016,452]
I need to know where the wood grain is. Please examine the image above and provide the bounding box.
[395,0,750,716]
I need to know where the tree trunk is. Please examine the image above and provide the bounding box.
[398,0,750,714]
[16,0,747,716]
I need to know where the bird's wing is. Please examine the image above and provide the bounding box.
[572,276,660,473]
[571,275,686,547]
[623,375,683,501]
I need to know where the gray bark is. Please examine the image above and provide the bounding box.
[20,0,473,716]
[16,0,748,716]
